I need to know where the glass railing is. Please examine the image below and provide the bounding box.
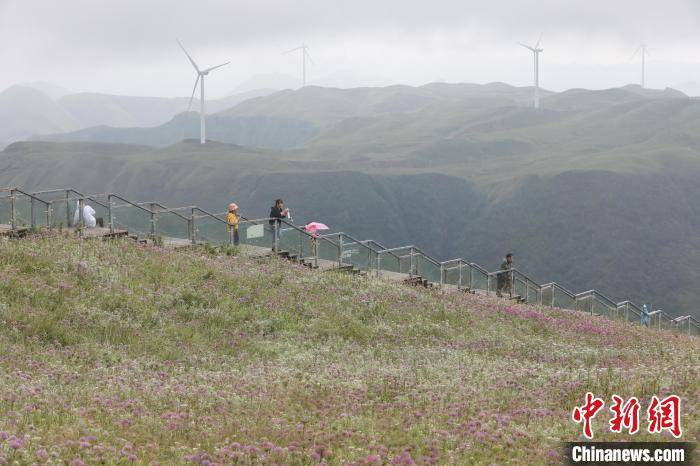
[0,190,53,230]
[591,293,617,319]
[415,253,442,284]
[0,192,10,227]
[191,209,228,245]
[621,302,642,325]
[575,293,593,314]
[30,189,74,229]
[442,261,467,289]
[339,235,375,271]
[470,265,489,293]
[109,195,153,240]
[317,235,341,265]
[153,209,190,243]
[376,250,402,275]
[239,219,275,250]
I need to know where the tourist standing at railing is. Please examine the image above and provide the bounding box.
[641,304,650,327]
[269,198,289,249]
[497,253,514,297]
[226,203,240,246]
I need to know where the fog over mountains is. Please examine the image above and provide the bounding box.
[2,81,700,318]
[0,83,277,146]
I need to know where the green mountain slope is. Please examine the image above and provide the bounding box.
[0,234,696,464]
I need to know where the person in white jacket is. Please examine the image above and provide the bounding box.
[72,201,97,228]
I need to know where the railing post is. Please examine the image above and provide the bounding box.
[314,238,319,268]
[525,279,530,303]
[30,197,36,229]
[9,189,16,230]
[273,222,278,252]
[410,248,415,277]
[458,263,463,290]
[367,244,372,271]
[108,195,114,233]
[46,202,52,230]
[66,190,71,228]
[190,208,197,245]
[149,202,156,239]
[509,270,514,297]
[338,234,344,267]
[77,197,85,238]
[469,265,474,291]
[440,263,444,288]
[377,252,382,277]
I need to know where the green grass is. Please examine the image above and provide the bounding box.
[0,233,697,464]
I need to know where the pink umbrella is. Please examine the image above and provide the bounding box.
[304,222,329,231]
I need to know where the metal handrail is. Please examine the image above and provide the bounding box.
[359,239,402,261]
[0,188,53,230]
[3,185,698,338]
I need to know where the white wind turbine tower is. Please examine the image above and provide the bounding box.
[177,39,230,144]
[285,44,313,87]
[519,36,544,109]
[632,44,649,88]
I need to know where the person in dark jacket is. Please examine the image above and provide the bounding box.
[269,198,289,249]
[496,253,513,297]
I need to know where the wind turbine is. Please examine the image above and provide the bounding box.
[632,44,649,88]
[177,39,230,144]
[285,44,313,87]
[519,36,543,109]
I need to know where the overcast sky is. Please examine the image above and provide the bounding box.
[2,0,700,97]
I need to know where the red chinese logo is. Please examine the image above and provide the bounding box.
[572,392,605,439]
[647,395,682,438]
[571,393,682,439]
[609,395,640,434]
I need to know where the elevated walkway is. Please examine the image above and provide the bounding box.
[1,186,698,337]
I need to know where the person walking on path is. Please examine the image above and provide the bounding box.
[269,198,289,250]
[641,304,650,327]
[496,253,514,297]
[226,203,240,246]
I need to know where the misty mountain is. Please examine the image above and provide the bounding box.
[37,112,317,149]
[0,86,80,142]
[0,84,277,147]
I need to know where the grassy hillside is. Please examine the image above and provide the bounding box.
[0,234,697,464]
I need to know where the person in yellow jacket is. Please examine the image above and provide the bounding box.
[226,203,240,246]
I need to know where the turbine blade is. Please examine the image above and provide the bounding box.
[631,46,641,60]
[177,39,200,72]
[284,46,304,54]
[304,49,314,65]
[188,75,200,111]
[202,61,230,73]
[535,33,542,49]
[518,42,536,52]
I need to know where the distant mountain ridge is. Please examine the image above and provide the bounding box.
[0,84,277,146]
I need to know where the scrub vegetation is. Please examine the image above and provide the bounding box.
[0,233,697,464]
